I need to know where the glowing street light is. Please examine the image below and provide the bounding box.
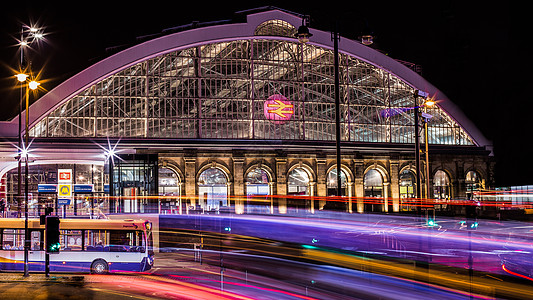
[16,73,29,82]
[28,80,40,90]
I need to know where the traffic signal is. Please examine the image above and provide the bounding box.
[45,216,61,253]
[427,218,437,227]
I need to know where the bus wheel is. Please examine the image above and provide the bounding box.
[91,259,109,274]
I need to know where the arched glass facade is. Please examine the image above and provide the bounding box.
[29,21,474,146]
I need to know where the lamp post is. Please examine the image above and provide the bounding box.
[332,23,341,199]
[296,17,342,203]
[16,73,28,218]
[16,24,44,278]
[21,78,39,278]
[413,90,434,216]
[422,97,435,201]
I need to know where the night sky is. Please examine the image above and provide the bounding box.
[1,2,531,186]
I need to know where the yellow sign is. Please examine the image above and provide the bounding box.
[58,184,72,197]
[267,100,294,119]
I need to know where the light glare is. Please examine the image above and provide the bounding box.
[29,80,40,90]
[16,74,28,82]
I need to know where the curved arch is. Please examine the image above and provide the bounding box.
[363,163,390,184]
[433,168,453,184]
[196,161,232,183]
[244,163,275,182]
[326,163,353,183]
[286,161,315,182]
[158,160,184,183]
[465,168,484,183]
[0,9,487,150]
[399,164,426,182]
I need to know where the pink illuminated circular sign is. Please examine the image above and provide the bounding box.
[263,94,294,124]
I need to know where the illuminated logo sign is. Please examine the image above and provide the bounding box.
[58,184,72,197]
[58,169,72,182]
[264,94,294,124]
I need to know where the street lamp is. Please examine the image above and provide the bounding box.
[296,17,342,204]
[295,16,313,44]
[414,90,435,215]
[332,23,342,199]
[16,23,45,278]
[422,97,435,201]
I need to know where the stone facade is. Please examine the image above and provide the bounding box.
[157,147,493,213]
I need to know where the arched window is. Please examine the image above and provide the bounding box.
[466,170,481,199]
[433,170,451,199]
[326,168,347,196]
[158,167,181,214]
[364,169,383,212]
[399,170,416,199]
[159,168,180,196]
[254,19,296,37]
[287,168,310,195]
[246,168,270,196]
[364,169,383,197]
[198,168,228,210]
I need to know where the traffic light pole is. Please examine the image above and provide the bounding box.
[45,253,50,277]
[45,216,60,276]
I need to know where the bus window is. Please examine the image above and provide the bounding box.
[2,229,24,250]
[85,230,109,251]
[109,230,145,252]
[60,230,83,251]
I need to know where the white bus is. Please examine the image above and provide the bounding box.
[0,218,153,274]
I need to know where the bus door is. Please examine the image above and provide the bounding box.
[29,230,45,271]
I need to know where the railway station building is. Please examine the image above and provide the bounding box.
[0,8,493,216]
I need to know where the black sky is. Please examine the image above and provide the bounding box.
[1,2,531,186]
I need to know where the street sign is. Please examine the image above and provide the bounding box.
[58,198,71,205]
[38,184,57,193]
[73,184,94,193]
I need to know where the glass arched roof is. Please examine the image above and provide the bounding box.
[27,14,475,146]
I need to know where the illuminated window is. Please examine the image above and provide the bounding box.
[433,170,451,199]
[326,168,347,196]
[246,168,270,196]
[288,168,310,195]
[198,168,228,210]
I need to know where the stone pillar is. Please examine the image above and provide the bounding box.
[315,158,327,209]
[390,160,400,212]
[184,157,196,207]
[276,157,287,214]
[347,182,353,213]
[455,160,465,199]
[354,158,365,213]
[233,157,245,214]
[269,182,275,214]
[383,182,390,212]
[309,181,316,213]
[226,182,233,210]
